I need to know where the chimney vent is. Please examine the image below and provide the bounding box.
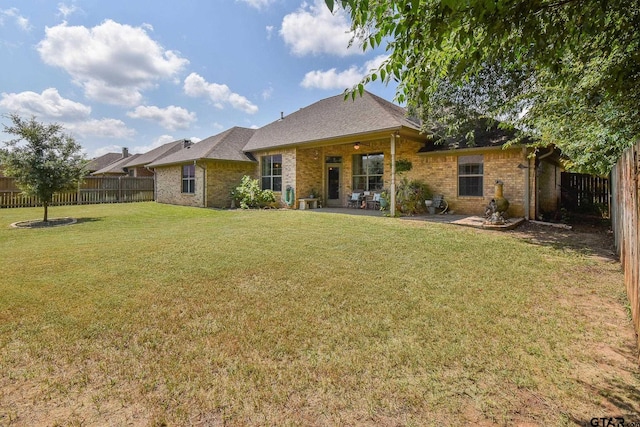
[122,147,129,158]
[183,139,191,148]
[280,111,284,120]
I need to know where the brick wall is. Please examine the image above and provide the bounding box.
[251,148,296,206]
[411,146,530,217]
[251,139,534,216]
[206,161,256,208]
[154,164,204,207]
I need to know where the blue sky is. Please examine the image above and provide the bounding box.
[0,0,398,158]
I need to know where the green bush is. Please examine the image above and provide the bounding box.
[396,178,432,215]
[378,178,432,216]
[233,176,276,209]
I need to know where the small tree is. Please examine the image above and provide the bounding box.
[0,114,87,222]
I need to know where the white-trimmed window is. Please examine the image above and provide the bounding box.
[182,164,195,194]
[458,155,483,197]
[352,153,384,191]
[261,155,282,191]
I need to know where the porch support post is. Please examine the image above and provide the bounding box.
[390,132,397,217]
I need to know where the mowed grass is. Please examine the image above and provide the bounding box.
[0,203,635,425]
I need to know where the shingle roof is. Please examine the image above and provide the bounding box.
[124,139,190,168]
[91,154,142,175]
[148,127,257,167]
[86,152,124,172]
[243,91,421,151]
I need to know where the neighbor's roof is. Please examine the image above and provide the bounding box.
[148,127,257,167]
[124,139,190,168]
[243,91,421,151]
[91,154,141,175]
[86,152,124,172]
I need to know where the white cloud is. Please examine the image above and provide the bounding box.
[0,88,135,141]
[301,54,389,90]
[36,19,189,106]
[57,3,80,19]
[266,25,274,40]
[1,8,31,31]
[262,85,274,100]
[280,0,358,57]
[66,118,135,139]
[0,88,91,120]
[236,0,275,10]
[127,105,196,131]
[184,72,258,114]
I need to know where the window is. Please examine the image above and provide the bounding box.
[182,164,195,194]
[458,155,483,196]
[261,154,282,191]
[352,153,384,191]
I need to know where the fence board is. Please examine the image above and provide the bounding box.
[0,176,154,208]
[560,172,610,216]
[612,141,640,356]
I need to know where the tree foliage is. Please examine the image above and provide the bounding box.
[0,114,87,221]
[327,0,639,174]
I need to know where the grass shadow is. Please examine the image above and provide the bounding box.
[74,217,104,225]
[506,221,618,261]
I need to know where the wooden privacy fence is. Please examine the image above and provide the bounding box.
[611,140,640,355]
[0,176,154,208]
[560,172,610,216]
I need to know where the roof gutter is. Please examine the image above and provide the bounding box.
[243,126,409,153]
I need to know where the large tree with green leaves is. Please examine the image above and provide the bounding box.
[0,114,87,222]
[326,0,639,174]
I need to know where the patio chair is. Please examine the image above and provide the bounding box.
[366,192,381,210]
[347,192,362,208]
[431,194,449,214]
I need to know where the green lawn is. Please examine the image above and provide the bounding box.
[0,203,636,426]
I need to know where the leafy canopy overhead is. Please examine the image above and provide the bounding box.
[327,0,639,174]
[0,114,87,221]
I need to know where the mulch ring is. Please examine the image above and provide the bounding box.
[10,217,77,229]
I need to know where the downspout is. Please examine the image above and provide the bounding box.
[390,132,398,217]
[195,160,206,207]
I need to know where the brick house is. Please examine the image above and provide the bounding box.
[150,91,562,218]
[147,127,256,208]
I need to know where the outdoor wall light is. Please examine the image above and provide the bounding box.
[354,142,360,150]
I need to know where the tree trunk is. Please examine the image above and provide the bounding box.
[43,202,48,222]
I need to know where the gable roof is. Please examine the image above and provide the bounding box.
[148,127,257,167]
[124,139,191,168]
[243,91,421,152]
[91,154,142,175]
[86,152,124,172]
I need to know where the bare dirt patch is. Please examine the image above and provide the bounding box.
[507,218,617,261]
[505,218,640,423]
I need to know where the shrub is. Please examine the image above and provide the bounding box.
[396,178,432,215]
[233,176,276,209]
